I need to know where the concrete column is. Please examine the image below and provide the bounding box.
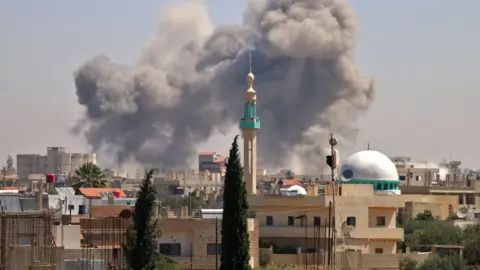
[243,130,257,195]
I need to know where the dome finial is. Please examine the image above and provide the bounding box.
[247,52,255,88]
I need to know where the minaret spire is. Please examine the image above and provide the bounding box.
[240,51,260,195]
[249,52,252,73]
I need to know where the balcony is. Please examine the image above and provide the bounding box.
[260,225,331,238]
[350,227,403,240]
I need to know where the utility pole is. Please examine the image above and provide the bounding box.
[215,217,218,270]
[327,134,338,269]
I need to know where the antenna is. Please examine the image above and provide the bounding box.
[367,142,370,150]
[249,52,252,73]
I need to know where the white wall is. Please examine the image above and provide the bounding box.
[55,225,81,249]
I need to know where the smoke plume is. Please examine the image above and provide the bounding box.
[73,0,374,173]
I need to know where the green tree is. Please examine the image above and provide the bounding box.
[220,135,251,270]
[462,223,480,266]
[403,210,462,252]
[72,162,108,191]
[417,255,465,270]
[399,256,417,270]
[124,169,164,270]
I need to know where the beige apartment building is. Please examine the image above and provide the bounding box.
[249,150,460,259]
[17,147,95,178]
[158,217,259,269]
[401,180,480,211]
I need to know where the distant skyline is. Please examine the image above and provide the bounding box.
[1,0,479,171]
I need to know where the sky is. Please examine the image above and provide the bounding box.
[1,0,479,171]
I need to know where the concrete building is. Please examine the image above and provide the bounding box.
[392,156,465,187]
[158,217,259,269]
[153,170,223,198]
[16,147,96,179]
[401,181,480,212]
[249,149,459,269]
[240,69,260,195]
[198,152,226,174]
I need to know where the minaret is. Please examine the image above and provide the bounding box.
[240,55,260,195]
[6,153,13,172]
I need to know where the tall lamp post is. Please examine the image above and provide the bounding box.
[329,134,338,269]
[295,214,307,270]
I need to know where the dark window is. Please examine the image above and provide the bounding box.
[458,195,464,205]
[376,216,386,226]
[383,183,387,190]
[375,248,383,254]
[466,194,475,205]
[159,243,181,256]
[207,243,221,255]
[399,175,406,181]
[389,183,393,189]
[288,216,295,226]
[313,216,321,226]
[346,216,356,226]
[266,216,273,226]
[376,183,382,190]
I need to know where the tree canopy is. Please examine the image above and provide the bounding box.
[220,135,251,270]
[72,162,108,191]
[401,210,480,269]
[124,169,162,270]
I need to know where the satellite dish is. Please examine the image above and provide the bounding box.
[341,220,354,237]
[456,211,468,219]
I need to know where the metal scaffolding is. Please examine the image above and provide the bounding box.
[0,212,57,270]
[80,216,130,270]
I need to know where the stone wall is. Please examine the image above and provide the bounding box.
[258,248,425,269]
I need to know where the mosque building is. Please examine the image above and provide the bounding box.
[337,150,401,195]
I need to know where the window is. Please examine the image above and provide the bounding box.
[266,216,273,226]
[415,176,422,181]
[346,216,356,226]
[389,183,393,189]
[376,216,386,226]
[313,216,321,226]
[18,235,33,245]
[376,183,382,190]
[159,243,181,256]
[375,248,383,254]
[466,194,475,205]
[383,183,387,190]
[287,216,295,226]
[207,243,221,255]
[399,175,406,181]
[458,195,464,205]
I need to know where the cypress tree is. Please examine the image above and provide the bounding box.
[124,169,161,270]
[220,135,251,270]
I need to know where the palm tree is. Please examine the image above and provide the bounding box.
[72,163,108,191]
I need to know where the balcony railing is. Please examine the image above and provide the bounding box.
[260,225,331,238]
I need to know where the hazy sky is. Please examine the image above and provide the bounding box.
[1,0,479,171]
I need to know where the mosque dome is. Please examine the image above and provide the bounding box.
[339,150,399,182]
[280,185,307,196]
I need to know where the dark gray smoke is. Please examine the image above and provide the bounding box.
[73,0,374,173]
